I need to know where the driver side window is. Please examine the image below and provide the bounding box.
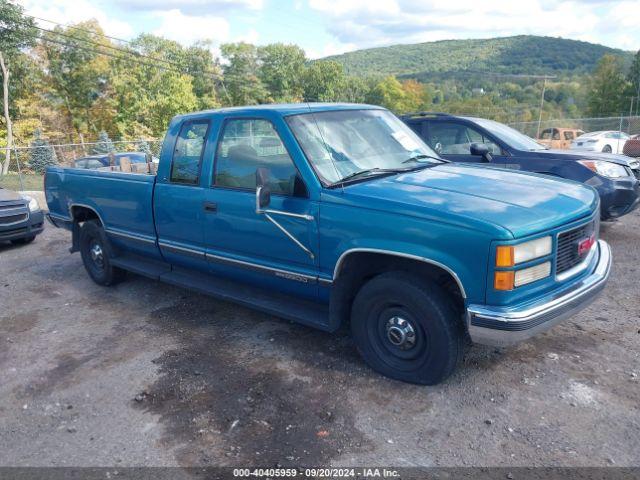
[214,119,302,196]
[426,122,500,155]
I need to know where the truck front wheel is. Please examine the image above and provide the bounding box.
[79,220,125,286]
[350,272,464,385]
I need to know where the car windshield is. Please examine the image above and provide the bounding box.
[286,109,443,186]
[472,118,548,151]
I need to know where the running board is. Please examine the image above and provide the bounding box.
[160,267,331,331]
[111,254,171,280]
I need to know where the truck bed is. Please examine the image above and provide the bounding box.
[45,167,158,246]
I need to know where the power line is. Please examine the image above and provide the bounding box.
[23,21,232,104]
[24,13,136,47]
[20,19,221,79]
[36,34,196,77]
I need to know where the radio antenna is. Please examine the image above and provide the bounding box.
[306,102,344,193]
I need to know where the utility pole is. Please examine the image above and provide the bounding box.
[536,76,554,140]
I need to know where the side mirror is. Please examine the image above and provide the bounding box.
[470,143,493,162]
[256,167,271,210]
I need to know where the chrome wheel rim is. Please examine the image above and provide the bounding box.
[385,316,417,350]
[89,241,104,269]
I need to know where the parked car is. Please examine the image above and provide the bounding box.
[538,127,584,149]
[45,103,611,385]
[74,152,155,169]
[402,113,639,220]
[570,130,630,154]
[623,134,640,158]
[0,187,44,245]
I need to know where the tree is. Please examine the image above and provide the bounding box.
[367,76,408,112]
[587,54,630,116]
[0,0,37,174]
[258,43,307,102]
[340,76,371,103]
[220,42,268,106]
[137,138,151,155]
[42,21,114,137]
[28,129,58,173]
[93,131,115,154]
[302,61,346,102]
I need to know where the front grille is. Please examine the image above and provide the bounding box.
[0,213,28,225]
[0,202,25,211]
[556,221,595,275]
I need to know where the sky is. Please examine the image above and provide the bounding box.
[15,0,640,58]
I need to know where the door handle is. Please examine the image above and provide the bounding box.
[203,201,217,213]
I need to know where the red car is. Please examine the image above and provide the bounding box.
[623,134,640,158]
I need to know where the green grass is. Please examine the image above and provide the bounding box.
[0,173,44,191]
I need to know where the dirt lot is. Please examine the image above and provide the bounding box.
[1,212,639,469]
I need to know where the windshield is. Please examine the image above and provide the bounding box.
[472,118,547,151]
[286,109,443,185]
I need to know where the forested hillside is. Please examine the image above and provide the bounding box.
[323,35,634,78]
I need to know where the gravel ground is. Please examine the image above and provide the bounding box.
[0,212,639,469]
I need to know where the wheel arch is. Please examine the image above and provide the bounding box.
[329,249,467,331]
[68,203,105,253]
[69,203,104,226]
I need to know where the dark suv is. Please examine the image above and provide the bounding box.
[0,187,44,245]
[402,113,640,220]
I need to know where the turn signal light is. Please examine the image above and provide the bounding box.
[494,271,515,291]
[495,246,515,267]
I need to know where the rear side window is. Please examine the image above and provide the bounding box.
[214,119,300,195]
[170,120,209,184]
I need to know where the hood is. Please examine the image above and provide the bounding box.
[338,163,598,239]
[542,149,633,167]
[0,187,25,203]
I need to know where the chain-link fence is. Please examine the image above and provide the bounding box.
[510,116,640,141]
[0,139,162,192]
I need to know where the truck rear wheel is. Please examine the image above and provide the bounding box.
[79,220,125,286]
[350,272,464,385]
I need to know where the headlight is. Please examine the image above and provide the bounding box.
[495,236,552,267]
[21,195,40,212]
[494,237,553,291]
[579,160,629,178]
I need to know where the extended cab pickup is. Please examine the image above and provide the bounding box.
[45,104,612,384]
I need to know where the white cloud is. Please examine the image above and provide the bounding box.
[152,9,230,46]
[235,29,260,44]
[18,0,134,38]
[307,0,640,52]
[305,41,358,59]
[113,0,264,15]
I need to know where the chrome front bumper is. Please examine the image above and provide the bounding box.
[467,240,612,346]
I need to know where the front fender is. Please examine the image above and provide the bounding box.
[320,218,491,303]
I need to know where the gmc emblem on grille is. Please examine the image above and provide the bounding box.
[577,235,596,256]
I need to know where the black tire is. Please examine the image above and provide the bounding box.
[602,145,612,153]
[79,220,125,286]
[351,272,464,385]
[11,236,35,245]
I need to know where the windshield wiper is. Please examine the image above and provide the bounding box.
[331,168,399,186]
[401,154,447,164]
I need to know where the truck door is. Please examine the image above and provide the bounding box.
[154,118,211,272]
[203,117,319,299]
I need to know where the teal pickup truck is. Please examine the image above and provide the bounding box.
[45,103,611,384]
